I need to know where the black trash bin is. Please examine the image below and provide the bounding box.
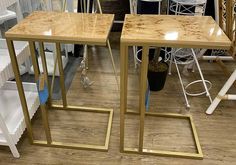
[148,61,169,91]
[137,50,168,91]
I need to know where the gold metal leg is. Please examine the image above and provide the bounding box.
[120,43,128,152]
[39,42,52,106]
[138,46,149,152]
[123,110,203,159]
[123,46,128,114]
[6,39,34,144]
[37,42,52,143]
[28,41,40,79]
[40,104,52,144]
[105,107,113,148]
[55,43,67,107]
[29,41,52,144]
[189,115,203,156]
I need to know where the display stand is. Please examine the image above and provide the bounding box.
[0,39,39,158]
[120,14,231,159]
[5,11,114,151]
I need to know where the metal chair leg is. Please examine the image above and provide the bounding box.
[191,49,212,103]
[174,58,190,107]
[168,49,173,75]
[206,69,236,114]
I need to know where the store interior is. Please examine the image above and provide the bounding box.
[0,0,236,164]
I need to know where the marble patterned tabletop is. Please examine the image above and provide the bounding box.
[121,14,231,49]
[5,11,114,45]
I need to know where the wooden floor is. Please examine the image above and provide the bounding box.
[0,32,236,164]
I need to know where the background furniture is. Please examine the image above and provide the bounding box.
[0,2,39,158]
[206,1,236,114]
[0,11,16,38]
[0,0,22,38]
[0,39,39,158]
[167,0,210,107]
[27,0,69,76]
[168,0,207,15]
[206,68,236,114]
[0,0,23,24]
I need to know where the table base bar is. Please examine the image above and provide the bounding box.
[33,104,113,151]
[123,147,203,159]
[121,110,203,159]
[32,140,107,151]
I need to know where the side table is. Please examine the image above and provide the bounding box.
[120,14,231,159]
[5,11,114,151]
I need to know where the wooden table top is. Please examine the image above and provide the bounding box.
[121,14,231,49]
[5,11,114,45]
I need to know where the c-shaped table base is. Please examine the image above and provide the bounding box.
[7,39,114,152]
[120,44,203,159]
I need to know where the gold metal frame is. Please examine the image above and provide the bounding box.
[6,39,113,151]
[123,111,203,159]
[120,44,203,159]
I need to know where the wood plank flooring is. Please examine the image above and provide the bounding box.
[0,32,235,164]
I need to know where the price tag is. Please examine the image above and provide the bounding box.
[37,74,49,105]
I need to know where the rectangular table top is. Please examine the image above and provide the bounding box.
[121,14,231,49]
[5,11,114,45]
